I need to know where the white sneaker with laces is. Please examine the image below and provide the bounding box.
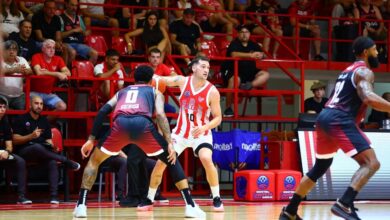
[73,204,87,218]
[185,204,206,218]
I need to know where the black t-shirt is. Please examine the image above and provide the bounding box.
[225,38,261,74]
[8,32,40,61]
[31,11,62,41]
[169,19,201,52]
[60,14,84,44]
[0,116,12,150]
[12,113,52,148]
[304,97,329,114]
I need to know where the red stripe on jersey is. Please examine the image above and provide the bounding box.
[183,108,191,138]
[175,110,183,136]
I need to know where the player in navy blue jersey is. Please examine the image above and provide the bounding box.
[280,36,390,220]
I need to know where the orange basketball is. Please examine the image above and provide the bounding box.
[151,77,167,93]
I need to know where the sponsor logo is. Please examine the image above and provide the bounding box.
[213,143,233,151]
[241,143,260,151]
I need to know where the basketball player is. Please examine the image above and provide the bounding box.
[73,65,205,218]
[280,36,390,220]
[138,56,224,212]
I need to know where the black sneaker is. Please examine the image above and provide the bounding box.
[331,199,361,220]
[239,82,253,90]
[119,196,140,207]
[212,196,224,212]
[137,198,153,211]
[154,194,169,203]
[314,54,326,61]
[17,195,32,204]
[65,160,81,171]
[50,196,60,204]
[223,107,234,117]
[279,207,302,220]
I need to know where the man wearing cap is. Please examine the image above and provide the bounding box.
[280,37,390,220]
[1,40,33,110]
[0,96,31,204]
[169,8,202,65]
[304,81,329,114]
[222,24,270,117]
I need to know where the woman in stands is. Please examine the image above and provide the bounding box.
[124,11,171,60]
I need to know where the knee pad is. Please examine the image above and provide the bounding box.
[167,162,186,184]
[306,158,333,182]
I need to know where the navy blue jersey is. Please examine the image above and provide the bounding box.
[113,85,155,119]
[325,61,368,120]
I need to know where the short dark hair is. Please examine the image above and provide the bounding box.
[148,47,161,55]
[44,0,56,6]
[0,96,8,107]
[105,49,120,58]
[19,19,31,28]
[134,65,154,83]
[4,40,19,51]
[183,8,195,15]
[188,56,210,68]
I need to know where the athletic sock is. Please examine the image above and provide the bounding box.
[285,193,303,215]
[147,187,157,202]
[339,187,358,207]
[211,185,220,198]
[77,188,88,206]
[180,188,195,207]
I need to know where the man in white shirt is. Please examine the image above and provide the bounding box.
[0,40,32,110]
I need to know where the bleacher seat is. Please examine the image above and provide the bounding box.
[199,39,220,58]
[85,35,108,56]
[111,36,128,55]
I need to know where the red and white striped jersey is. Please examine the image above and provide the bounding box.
[173,76,214,139]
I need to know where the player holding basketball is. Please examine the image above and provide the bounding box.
[280,36,390,220]
[73,65,205,218]
[138,56,224,212]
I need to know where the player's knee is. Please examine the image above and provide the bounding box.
[306,158,333,182]
[370,159,381,172]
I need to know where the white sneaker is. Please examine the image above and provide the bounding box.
[185,204,206,218]
[73,204,87,218]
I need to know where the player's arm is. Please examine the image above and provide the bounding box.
[355,68,390,112]
[161,75,186,88]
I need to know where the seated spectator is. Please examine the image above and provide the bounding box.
[60,0,98,64]
[288,0,325,60]
[221,25,270,117]
[114,0,147,29]
[0,96,31,204]
[194,0,239,41]
[0,40,32,110]
[31,39,70,116]
[148,0,169,29]
[368,92,390,126]
[12,95,80,204]
[8,20,40,61]
[94,49,125,100]
[264,5,283,58]
[169,8,201,64]
[1,0,24,38]
[332,0,358,62]
[304,81,328,114]
[172,0,192,19]
[79,0,119,37]
[148,48,177,77]
[124,11,171,59]
[18,1,43,20]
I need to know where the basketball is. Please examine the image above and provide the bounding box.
[151,77,167,93]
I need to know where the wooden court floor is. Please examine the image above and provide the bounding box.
[0,199,389,219]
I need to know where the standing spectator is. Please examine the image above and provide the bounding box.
[0,40,32,110]
[169,8,201,64]
[288,0,326,61]
[31,39,70,115]
[79,0,119,36]
[94,49,125,101]
[0,96,31,204]
[60,0,98,64]
[1,0,24,38]
[12,95,80,204]
[222,25,270,117]
[8,19,40,61]
[304,81,329,114]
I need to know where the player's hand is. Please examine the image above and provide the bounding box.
[167,143,176,165]
[191,125,206,138]
[31,128,43,139]
[81,140,94,158]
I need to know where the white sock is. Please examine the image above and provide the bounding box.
[211,185,220,198]
[147,188,157,202]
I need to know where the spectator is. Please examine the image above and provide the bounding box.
[79,0,119,37]
[1,0,24,38]
[169,8,201,64]
[0,96,31,204]
[288,0,326,61]
[60,0,98,64]
[18,1,43,20]
[31,39,70,116]
[332,0,358,62]
[148,48,177,77]
[12,95,80,204]
[94,49,125,101]
[114,0,147,29]
[0,40,32,110]
[172,0,192,19]
[222,24,270,117]
[8,19,40,61]
[124,11,171,59]
[368,92,390,126]
[264,5,283,58]
[304,81,328,114]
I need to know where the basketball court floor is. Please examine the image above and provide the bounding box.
[0,199,389,219]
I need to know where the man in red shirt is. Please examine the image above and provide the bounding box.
[31,39,71,114]
[148,48,177,77]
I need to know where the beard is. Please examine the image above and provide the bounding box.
[368,55,379,68]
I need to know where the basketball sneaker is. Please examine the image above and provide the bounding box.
[137,198,153,211]
[279,207,302,220]
[185,203,206,218]
[17,195,32,204]
[212,196,224,212]
[331,199,361,220]
[73,204,87,218]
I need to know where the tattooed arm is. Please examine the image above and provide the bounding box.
[161,75,186,90]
